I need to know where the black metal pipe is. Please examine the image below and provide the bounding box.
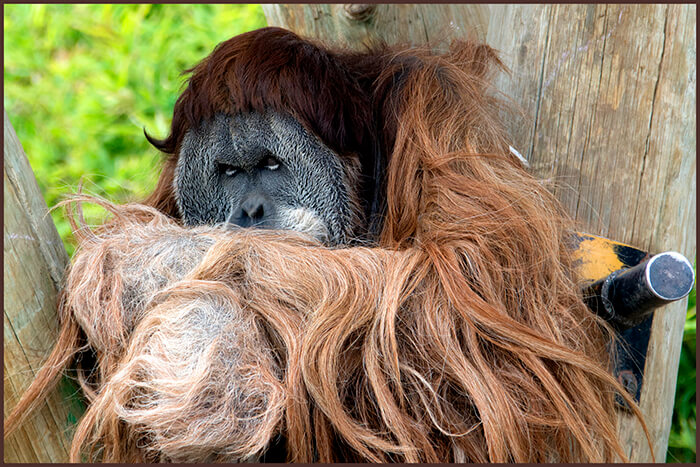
[584,251,694,330]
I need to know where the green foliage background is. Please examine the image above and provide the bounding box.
[667,271,696,463]
[3,4,696,462]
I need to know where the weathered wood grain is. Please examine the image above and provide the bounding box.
[3,111,83,462]
[264,4,696,462]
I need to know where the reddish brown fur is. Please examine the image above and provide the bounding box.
[5,27,652,462]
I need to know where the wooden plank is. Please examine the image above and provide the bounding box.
[263,4,696,462]
[3,111,83,462]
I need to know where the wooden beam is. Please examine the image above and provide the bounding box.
[3,111,84,462]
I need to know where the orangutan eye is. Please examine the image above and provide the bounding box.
[218,163,240,177]
[262,156,280,171]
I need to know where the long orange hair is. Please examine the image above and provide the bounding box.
[5,32,650,463]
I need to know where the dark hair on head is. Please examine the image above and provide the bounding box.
[146,28,373,157]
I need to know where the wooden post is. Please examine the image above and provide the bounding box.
[3,111,84,462]
[263,4,696,462]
